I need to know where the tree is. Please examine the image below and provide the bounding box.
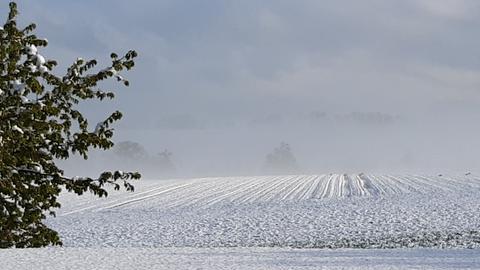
[113,141,149,161]
[0,2,140,248]
[264,142,299,174]
[112,142,176,178]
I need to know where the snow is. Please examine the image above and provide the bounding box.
[35,54,46,66]
[1,247,479,270]
[31,51,48,73]
[11,125,23,134]
[106,67,117,75]
[32,164,43,173]
[7,174,480,268]
[25,44,37,56]
[38,65,48,73]
[28,63,37,72]
[11,79,25,94]
[48,174,480,249]
[20,95,29,103]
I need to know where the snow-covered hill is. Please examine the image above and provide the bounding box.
[48,174,480,248]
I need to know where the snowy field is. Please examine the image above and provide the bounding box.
[49,174,480,248]
[4,174,480,269]
[3,247,480,270]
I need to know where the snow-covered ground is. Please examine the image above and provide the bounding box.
[49,174,480,248]
[5,174,480,269]
[3,247,480,270]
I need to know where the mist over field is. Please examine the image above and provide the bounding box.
[15,0,480,178]
[61,111,480,178]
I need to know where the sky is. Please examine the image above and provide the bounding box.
[9,0,480,177]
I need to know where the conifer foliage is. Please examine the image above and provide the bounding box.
[0,2,140,247]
